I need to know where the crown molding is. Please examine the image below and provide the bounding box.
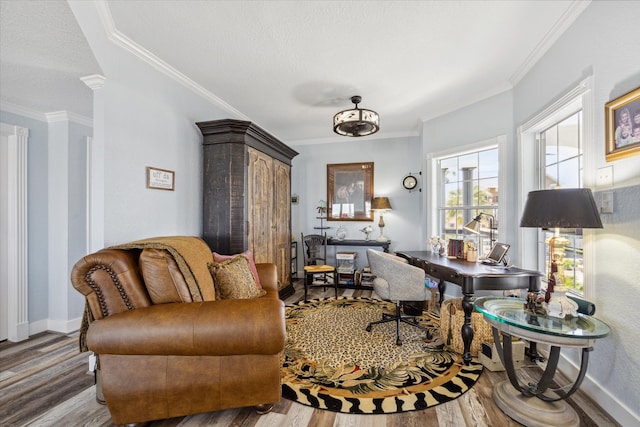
[1,101,46,122]
[94,0,248,120]
[45,111,93,127]
[1,101,93,127]
[287,129,420,147]
[509,0,591,85]
[80,74,106,90]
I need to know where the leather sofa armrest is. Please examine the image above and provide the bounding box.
[87,298,285,357]
[71,249,152,320]
[255,263,278,294]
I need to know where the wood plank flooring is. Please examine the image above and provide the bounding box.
[0,283,620,426]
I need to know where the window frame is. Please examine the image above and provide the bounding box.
[517,76,596,299]
[427,136,507,254]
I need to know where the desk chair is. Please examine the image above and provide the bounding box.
[365,249,431,345]
[301,233,337,301]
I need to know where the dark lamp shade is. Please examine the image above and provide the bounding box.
[371,197,392,211]
[519,188,603,229]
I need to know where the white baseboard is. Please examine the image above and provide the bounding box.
[29,317,82,336]
[29,319,48,335]
[557,353,640,427]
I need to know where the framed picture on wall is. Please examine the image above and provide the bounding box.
[146,166,175,190]
[326,162,374,221]
[605,87,640,162]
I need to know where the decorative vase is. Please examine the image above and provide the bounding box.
[336,226,347,241]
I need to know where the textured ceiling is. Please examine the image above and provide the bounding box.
[0,0,101,118]
[0,0,588,144]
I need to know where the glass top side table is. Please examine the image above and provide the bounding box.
[474,296,611,427]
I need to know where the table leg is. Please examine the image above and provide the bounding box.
[493,328,592,401]
[461,292,474,365]
[490,328,583,427]
[526,342,544,362]
[438,279,446,306]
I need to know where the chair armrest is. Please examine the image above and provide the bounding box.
[87,298,285,357]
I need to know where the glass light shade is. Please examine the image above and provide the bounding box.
[333,96,379,137]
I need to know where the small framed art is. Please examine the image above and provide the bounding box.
[605,87,640,162]
[146,166,175,191]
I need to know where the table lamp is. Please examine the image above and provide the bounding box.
[519,188,603,316]
[464,212,496,247]
[371,197,392,242]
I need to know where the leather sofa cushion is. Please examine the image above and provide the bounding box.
[139,248,195,304]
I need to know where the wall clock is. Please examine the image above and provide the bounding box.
[402,174,418,191]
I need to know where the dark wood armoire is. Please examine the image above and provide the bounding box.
[197,119,298,298]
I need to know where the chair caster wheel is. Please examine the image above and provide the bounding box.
[366,325,372,332]
[396,339,402,346]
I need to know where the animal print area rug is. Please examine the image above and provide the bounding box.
[281,297,483,414]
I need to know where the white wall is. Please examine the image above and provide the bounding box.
[424,2,640,424]
[290,135,422,272]
[421,90,516,253]
[69,1,233,246]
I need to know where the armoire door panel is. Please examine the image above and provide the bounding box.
[247,148,274,265]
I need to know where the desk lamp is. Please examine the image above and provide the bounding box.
[371,197,392,242]
[464,212,496,247]
[519,188,602,316]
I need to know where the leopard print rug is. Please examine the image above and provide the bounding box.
[282,297,483,414]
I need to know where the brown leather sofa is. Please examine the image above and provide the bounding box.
[70,236,285,425]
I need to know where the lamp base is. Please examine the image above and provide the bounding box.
[376,235,389,242]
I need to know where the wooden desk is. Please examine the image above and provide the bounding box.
[397,251,542,365]
[327,238,390,252]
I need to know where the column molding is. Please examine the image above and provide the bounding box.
[1,123,29,341]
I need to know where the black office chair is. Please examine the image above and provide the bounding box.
[301,233,337,301]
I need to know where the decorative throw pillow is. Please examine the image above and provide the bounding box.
[208,255,266,300]
[212,250,262,288]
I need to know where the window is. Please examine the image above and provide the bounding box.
[519,76,594,298]
[435,146,499,255]
[538,111,585,294]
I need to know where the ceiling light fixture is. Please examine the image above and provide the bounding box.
[333,95,380,137]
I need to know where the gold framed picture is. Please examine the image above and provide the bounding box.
[326,162,374,221]
[605,87,640,162]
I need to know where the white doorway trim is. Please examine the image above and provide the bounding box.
[0,122,29,342]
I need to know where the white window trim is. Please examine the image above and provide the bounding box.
[426,135,507,244]
[517,76,595,299]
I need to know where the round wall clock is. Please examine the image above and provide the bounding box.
[402,174,418,191]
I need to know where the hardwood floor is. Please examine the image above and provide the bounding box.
[0,283,620,427]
